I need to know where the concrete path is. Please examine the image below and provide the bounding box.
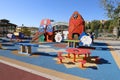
[95,40,120,57]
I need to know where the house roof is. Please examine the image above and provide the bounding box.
[0,19,17,26]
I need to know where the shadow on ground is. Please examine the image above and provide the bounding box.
[31,52,57,57]
[78,42,120,51]
[86,56,111,65]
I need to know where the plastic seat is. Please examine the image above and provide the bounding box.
[78,60,86,68]
[57,52,64,64]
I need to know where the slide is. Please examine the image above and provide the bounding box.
[31,32,45,43]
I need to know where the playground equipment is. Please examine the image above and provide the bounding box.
[7,33,13,39]
[7,32,24,42]
[68,11,85,40]
[63,31,68,40]
[32,32,45,43]
[79,32,92,46]
[14,32,24,39]
[57,52,64,64]
[66,11,92,47]
[78,60,86,68]
[55,32,62,42]
[32,19,54,43]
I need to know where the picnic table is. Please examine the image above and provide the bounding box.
[66,48,91,62]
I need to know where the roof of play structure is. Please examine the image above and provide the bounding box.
[52,22,68,26]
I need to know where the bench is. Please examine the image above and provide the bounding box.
[17,43,38,56]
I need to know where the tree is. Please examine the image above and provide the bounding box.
[108,26,113,33]
[99,24,103,32]
[85,21,91,32]
[100,0,120,39]
[21,27,31,37]
[104,20,111,32]
[103,20,115,32]
[101,0,120,26]
[90,20,101,38]
[90,20,101,32]
[100,0,119,18]
[113,4,120,26]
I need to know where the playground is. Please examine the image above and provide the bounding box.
[0,11,120,80]
[0,39,120,80]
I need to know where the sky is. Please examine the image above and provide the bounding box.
[0,0,107,27]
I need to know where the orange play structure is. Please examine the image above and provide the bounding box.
[68,11,85,40]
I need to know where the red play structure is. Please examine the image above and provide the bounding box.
[68,11,85,40]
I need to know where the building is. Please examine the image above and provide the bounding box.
[29,27,39,37]
[0,19,17,37]
[16,25,38,37]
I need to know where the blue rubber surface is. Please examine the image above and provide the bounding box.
[0,41,120,80]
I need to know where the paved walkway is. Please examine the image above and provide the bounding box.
[0,63,50,80]
[0,56,87,80]
[95,40,120,57]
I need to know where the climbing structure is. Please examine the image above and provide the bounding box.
[40,19,54,42]
[68,11,85,40]
[32,19,54,43]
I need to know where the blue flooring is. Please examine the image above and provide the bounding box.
[0,42,120,80]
